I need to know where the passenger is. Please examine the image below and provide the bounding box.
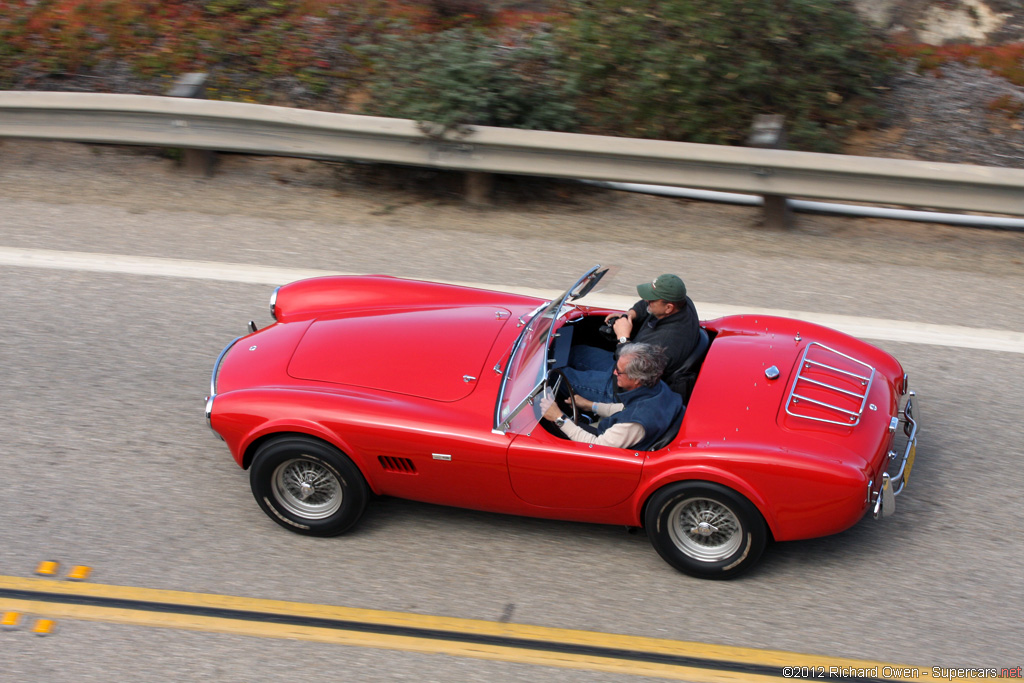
[540,343,683,451]
[568,273,701,402]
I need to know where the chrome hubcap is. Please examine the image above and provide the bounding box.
[667,497,742,562]
[692,521,718,537]
[271,457,342,520]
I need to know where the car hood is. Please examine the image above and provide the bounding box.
[287,306,512,402]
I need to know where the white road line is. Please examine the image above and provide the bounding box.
[2,246,1022,354]
[0,246,329,284]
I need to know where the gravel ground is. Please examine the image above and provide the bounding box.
[847,62,1024,168]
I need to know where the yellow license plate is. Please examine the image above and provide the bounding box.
[902,441,916,484]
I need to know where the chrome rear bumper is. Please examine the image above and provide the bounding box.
[873,390,918,519]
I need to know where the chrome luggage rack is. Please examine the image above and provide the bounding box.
[785,343,876,426]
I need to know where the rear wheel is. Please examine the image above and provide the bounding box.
[645,482,766,579]
[250,435,368,536]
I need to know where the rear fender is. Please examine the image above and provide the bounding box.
[636,466,779,539]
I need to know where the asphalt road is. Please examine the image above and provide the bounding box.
[1,142,1023,681]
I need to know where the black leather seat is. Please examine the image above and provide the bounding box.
[647,328,711,450]
[665,327,710,402]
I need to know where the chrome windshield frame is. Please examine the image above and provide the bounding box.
[493,302,547,433]
[492,265,609,434]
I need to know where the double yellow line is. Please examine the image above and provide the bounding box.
[0,575,924,681]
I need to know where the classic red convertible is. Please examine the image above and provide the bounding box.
[206,266,918,579]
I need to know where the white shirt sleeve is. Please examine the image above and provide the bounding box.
[591,402,624,418]
[557,420,646,449]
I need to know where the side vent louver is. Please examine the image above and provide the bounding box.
[378,456,417,473]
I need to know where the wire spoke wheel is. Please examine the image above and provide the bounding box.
[251,436,368,537]
[645,482,767,579]
[271,456,342,519]
[667,496,742,562]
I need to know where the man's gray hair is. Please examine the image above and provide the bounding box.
[617,343,668,387]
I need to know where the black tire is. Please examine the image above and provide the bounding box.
[249,435,368,537]
[645,482,767,580]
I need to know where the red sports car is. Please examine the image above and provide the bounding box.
[206,266,918,579]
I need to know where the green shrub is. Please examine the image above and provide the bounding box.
[560,0,890,151]
[363,27,579,135]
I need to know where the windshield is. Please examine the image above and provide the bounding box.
[494,265,611,433]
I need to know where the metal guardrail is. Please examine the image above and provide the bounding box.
[2,91,1023,216]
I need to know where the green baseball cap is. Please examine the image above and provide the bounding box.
[637,274,686,302]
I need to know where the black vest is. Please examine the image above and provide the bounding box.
[601,381,683,451]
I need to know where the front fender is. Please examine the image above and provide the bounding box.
[236,420,384,495]
[210,390,379,492]
[235,418,351,464]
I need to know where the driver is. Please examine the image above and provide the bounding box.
[568,273,701,401]
[540,343,683,450]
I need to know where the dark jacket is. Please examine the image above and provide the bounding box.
[623,297,701,397]
[602,381,684,451]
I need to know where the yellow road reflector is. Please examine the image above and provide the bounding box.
[1,611,21,629]
[66,566,92,582]
[31,618,56,636]
[35,561,59,576]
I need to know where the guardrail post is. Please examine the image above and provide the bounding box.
[167,73,216,177]
[747,114,793,229]
[464,171,494,206]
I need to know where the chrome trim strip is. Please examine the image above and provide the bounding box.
[871,390,919,519]
[210,336,243,399]
[269,286,280,321]
[785,342,876,427]
[494,266,607,433]
[540,266,604,364]
[801,358,872,383]
[873,474,895,519]
[790,392,861,419]
[890,392,918,497]
[207,335,242,438]
[204,395,222,439]
[796,375,870,400]
[493,302,547,433]
[496,382,544,433]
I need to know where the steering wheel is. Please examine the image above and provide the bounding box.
[545,368,579,425]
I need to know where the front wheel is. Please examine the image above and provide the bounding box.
[250,435,368,536]
[644,482,767,579]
